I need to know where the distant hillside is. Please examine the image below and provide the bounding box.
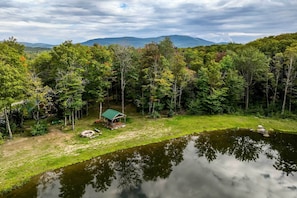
[21,42,54,48]
[20,35,214,49]
[81,35,214,48]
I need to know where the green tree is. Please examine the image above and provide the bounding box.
[56,69,84,130]
[0,38,27,138]
[27,73,53,122]
[0,63,25,138]
[220,55,244,112]
[140,43,173,117]
[159,37,175,61]
[50,41,89,88]
[170,52,188,113]
[31,51,53,87]
[233,47,269,110]
[85,44,112,118]
[271,53,284,105]
[183,48,204,72]
[112,45,132,114]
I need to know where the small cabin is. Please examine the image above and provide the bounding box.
[102,109,126,130]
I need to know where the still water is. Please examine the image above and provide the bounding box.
[3,129,297,198]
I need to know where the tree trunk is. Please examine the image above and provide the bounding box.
[245,86,249,110]
[86,102,89,116]
[37,102,40,123]
[72,110,75,130]
[173,80,177,112]
[282,57,293,115]
[265,77,269,108]
[121,67,125,114]
[99,102,102,119]
[178,88,183,110]
[4,107,13,139]
[289,86,293,113]
[273,72,280,105]
[141,90,145,115]
[20,113,24,128]
[64,115,67,126]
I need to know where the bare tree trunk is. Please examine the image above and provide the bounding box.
[178,88,183,110]
[86,102,89,116]
[99,102,102,119]
[273,72,280,105]
[121,67,125,114]
[149,99,152,114]
[266,77,269,108]
[282,57,293,115]
[72,110,75,130]
[173,80,177,112]
[4,107,13,139]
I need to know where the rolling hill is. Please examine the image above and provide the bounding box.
[22,35,214,48]
[81,35,214,48]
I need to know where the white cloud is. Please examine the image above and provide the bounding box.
[0,0,296,44]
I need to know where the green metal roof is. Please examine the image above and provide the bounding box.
[102,109,125,121]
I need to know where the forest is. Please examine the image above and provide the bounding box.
[1,32,297,139]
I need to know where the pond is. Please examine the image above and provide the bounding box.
[3,129,297,198]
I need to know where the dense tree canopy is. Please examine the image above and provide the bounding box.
[1,33,297,136]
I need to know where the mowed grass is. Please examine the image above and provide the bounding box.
[1,111,297,194]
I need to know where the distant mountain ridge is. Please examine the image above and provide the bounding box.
[81,35,214,48]
[22,35,214,49]
[21,42,55,49]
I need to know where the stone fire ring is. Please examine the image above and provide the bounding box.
[80,130,95,138]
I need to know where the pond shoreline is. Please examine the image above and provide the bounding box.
[1,114,297,194]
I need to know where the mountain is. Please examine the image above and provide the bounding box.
[21,35,214,49]
[81,35,214,48]
[21,42,54,48]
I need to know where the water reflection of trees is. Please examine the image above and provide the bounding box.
[194,129,297,176]
[139,138,188,182]
[55,136,188,197]
[266,132,297,176]
[58,162,94,198]
[194,130,264,162]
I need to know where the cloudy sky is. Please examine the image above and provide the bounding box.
[1,0,297,44]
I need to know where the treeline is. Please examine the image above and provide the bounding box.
[1,33,297,137]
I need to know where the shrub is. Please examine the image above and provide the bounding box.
[187,99,203,115]
[150,111,161,119]
[31,121,48,136]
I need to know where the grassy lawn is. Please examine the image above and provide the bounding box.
[1,111,297,194]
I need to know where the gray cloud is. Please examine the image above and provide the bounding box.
[0,0,296,44]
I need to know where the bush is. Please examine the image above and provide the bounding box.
[31,121,48,136]
[187,99,204,115]
[150,111,161,119]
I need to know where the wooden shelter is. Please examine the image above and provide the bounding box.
[102,109,126,130]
